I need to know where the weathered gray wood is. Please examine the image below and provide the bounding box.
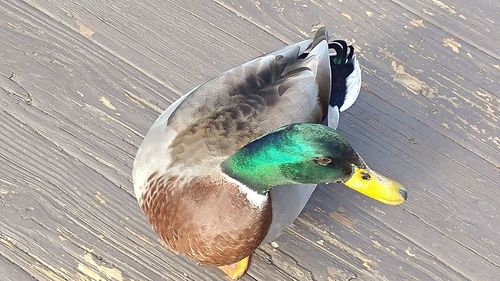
[0,0,498,280]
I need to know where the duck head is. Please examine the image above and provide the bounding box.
[222,123,407,205]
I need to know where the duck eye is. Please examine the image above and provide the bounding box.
[313,156,332,166]
[361,171,371,180]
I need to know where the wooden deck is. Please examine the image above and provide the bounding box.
[1,0,498,280]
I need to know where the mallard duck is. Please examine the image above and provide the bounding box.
[133,27,407,280]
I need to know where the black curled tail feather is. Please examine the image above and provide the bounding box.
[328,40,360,111]
[296,28,360,114]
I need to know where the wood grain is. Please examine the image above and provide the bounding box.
[1,0,498,280]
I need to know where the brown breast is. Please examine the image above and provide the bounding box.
[141,173,272,266]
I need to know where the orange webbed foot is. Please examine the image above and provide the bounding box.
[218,256,250,280]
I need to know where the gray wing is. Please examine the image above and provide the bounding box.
[263,183,316,243]
[167,38,332,165]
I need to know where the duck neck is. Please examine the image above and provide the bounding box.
[222,159,291,194]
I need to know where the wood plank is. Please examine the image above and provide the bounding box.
[1,0,498,280]
[20,0,281,92]
[0,2,218,280]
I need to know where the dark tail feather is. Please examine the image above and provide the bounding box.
[297,28,361,113]
[328,40,357,109]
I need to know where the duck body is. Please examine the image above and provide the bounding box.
[133,28,362,267]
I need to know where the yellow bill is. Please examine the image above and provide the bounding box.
[344,166,407,205]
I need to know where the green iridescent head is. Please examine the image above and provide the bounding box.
[221,123,361,193]
[221,123,407,205]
